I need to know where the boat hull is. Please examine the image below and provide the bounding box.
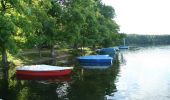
[78,59,112,66]
[16,65,73,76]
[77,55,113,66]
[119,45,129,49]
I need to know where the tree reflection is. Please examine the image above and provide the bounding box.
[69,59,120,100]
[0,56,121,100]
[0,62,8,99]
[0,70,9,100]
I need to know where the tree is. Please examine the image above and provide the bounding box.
[0,1,17,76]
[96,1,120,47]
[26,0,66,58]
[0,0,34,79]
[63,0,121,55]
[0,14,16,68]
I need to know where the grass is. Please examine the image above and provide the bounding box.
[1,47,94,67]
[9,48,73,66]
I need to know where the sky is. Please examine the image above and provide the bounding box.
[102,0,170,35]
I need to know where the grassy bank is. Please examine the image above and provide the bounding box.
[5,47,94,67]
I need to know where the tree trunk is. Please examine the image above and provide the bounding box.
[50,45,55,58]
[2,48,7,64]
[73,41,79,56]
[81,46,83,56]
[38,48,42,58]
[1,48,8,80]
[92,44,96,51]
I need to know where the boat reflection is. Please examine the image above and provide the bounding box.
[81,65,111,69]
[119,53,127,66]
[16,75,72,82]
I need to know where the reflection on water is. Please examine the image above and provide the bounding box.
[56,82,69,99]
[0,54,120,100]
[80,65,111,69]
[0,77,9,100]
[106,45,170,100]
[2,46,170,100]
[119,53,127,66]
[16,75,72,82]
[69,67,119,100]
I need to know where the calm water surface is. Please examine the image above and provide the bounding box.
[106,45,170,100]
[1,46,170,100]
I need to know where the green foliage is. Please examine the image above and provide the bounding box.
[63,0,120,51]
[99,3,115,19]
[0,0,122,61]
[0,14,17,53]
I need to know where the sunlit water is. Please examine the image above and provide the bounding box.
[1,46,170,100]
[106,46,170,100]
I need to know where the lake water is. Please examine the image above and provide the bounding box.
[1,46,170,100]
[106,45,170,100]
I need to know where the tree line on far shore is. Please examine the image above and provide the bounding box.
[126,34,170,46]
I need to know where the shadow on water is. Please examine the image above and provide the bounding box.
[0,54,121,100]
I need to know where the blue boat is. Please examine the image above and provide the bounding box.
[119,38,129,49]
[97,47,116,57]
[119,45,129,49]
[77,55,113,66]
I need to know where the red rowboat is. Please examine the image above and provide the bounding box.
[16,65,73,76]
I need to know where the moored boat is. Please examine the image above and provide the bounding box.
[16,65,73,76]
[77,55,113,66]
[97,47,116,57]
[119,38,129,49]
[119,45,129,49]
